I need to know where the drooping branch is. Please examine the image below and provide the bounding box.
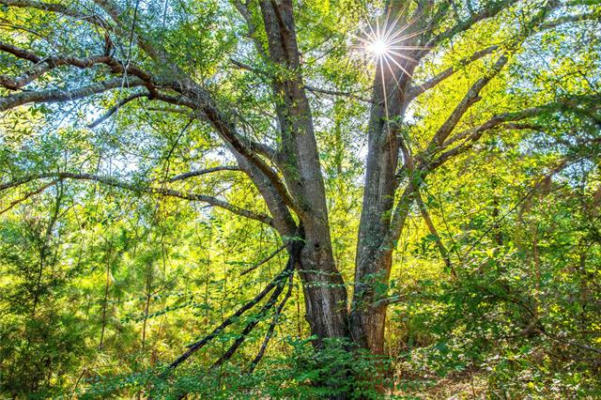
[166,256,295,372]
[247,271,294,373]
[211,265,293,369]
[0,172,274,226]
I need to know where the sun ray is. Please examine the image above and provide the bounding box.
[386,49,418,64]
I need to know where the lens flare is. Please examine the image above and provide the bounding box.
[367,38,389,57]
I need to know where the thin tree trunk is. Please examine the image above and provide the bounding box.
[99,241,112,349]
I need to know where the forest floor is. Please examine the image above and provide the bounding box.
[393,371,488,399]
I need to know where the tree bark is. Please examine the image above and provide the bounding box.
[257,0,350,342]
[351,44,413,355]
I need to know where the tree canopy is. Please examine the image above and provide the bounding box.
[1,0,600,398]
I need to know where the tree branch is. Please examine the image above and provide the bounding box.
[0,0,108,28]
[0,172,274,226]
[425,0,520,50]
[87,92,147,128]
[428,54,508,148]
[415,189,455,277]
[166,257,294,372]
[247,271,293,373]
[540,11,601,30]
[240,244,287,276]
[407,45,498,101]
[0,179,58,215]
[0,78,144,111]
[211,265,292,369]
[304,85,372,103]
[167,166,243,183]
[426,95,601,170]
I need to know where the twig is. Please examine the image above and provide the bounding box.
[87,92,147,128]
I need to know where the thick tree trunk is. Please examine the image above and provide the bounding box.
[351,61,409,354]
[350,251,393,354]
[257,0,350,343]
[350,0,423,353]
[297,241,349,340]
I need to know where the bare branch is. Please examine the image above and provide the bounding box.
[166,258,294,371]
[247,271,293,373]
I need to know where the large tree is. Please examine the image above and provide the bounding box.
[1,0,600,394]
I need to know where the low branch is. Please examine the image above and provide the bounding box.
[247,271,294,373]
[0,172,274,226]
[167,166,242,183]
[212,265,293,369]
[166,259,294,371]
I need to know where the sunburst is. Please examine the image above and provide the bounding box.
[351,8,429,143]
[354,10,428,79]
